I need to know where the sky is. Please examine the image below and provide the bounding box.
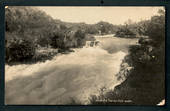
[37,6,164,25]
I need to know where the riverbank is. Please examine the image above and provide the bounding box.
[6,47,75,66]
[89,37,165,105]
[5,36,139,105]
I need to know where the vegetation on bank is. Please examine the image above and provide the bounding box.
[5,6,151,64]
[115,19,150,38]
[89,9,165,105]
[5,7,121,64]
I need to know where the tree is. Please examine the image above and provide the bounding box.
[147,9,165,45]
[115,26,136,38]
[74,29,86,46]
[50,31,65,49]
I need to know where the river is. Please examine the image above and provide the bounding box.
[5,35,138,105]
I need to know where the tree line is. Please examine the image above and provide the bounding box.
[5,6,162,64]
[115,19,150,38]
[5,6,120,63]
[90,9,165,105]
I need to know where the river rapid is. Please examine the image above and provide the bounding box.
[5,36,138,105]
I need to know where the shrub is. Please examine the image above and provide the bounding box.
[6,37,35,62]
[50,31,65,49]
[115,26,136,38]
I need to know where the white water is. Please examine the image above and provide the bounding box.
[5,37,138,105]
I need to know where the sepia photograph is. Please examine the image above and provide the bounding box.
[5,6,165,105]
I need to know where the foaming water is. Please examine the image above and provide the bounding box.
[5,37,138,105]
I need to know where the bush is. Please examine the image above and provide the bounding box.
[6,38,35,62]
[74,29,86,47]
[32,48,58,62]
[50,31,65,49]
[115,26,136,38]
